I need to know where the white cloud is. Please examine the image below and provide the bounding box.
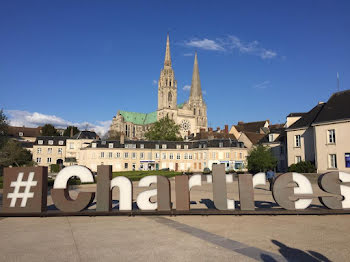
[185,35,278,60]
[253,81,271,89]
[183,85,191,91]
[6,110,111,136]
[185,38,225,51]
[152,80,158,85]
[183,53,194,56]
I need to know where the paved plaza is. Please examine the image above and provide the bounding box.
[0,179,349,261]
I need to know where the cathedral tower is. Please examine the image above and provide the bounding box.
[157,34,178,120]
[188,52,207,130]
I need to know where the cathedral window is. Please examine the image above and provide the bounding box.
[170,80,172,86]
[168,92,172,105]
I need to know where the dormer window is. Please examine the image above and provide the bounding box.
[18,132,23,137]
[58,140,64,145]
[38,140,43,145]
[269,134,274,142]
[48,140,54,145]
[92,143,97,148]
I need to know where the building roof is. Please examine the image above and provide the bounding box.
[8,126,42,137]
[287,103,325,130]
[34,136,68,146]
[119,110,157,125]
[243,132,266,145]
[287,112,306,117]
[313,90,350,125]
[177,103,185,109]
[72,131,99,140]
[235,120,269,133]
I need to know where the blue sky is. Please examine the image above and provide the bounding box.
[1,1,350,135]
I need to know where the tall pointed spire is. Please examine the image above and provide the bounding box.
[190,52,202,100]
[164,33,172,68]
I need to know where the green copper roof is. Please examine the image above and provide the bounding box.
[119,110,157,125]
[177,103,184,109]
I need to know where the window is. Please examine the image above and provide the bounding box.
[108,152,113,158]
[239,153,243,159]
[219,142,223,148]
[328,129,336,144]
[295,156,302,164]
[132,163,136,171]
[199,144,202,149]
[101,141,106,145]
[37,148,42,154]
[124,152,129,159]
[132,152,136,159]
[58,148,62,154]
[132,144,136,149]
[184,145,189,149]
[140,144,144,149]
[140,152,144,159]
[162,144,167,149]
[176,144,181,149]
[47,157,52,163]
[329,154,337,169]
[48,140,54,145]
[38,140,43,145]
[109,143,114,149]
[58,140,64,145]
[155,144,160,149]
[162,153,166,160]
[124,163,128,169]
[47,148,52,154]
[100,152,105,158]
[269,134,274,142]
[92,143,97,148]
[116,152,121,158]
[194,153,197,160]
[345,153,350,168]
[124,144,129,148]
[189,154,193,160]
[212,152,216,159]
[184,153,188,160]
[176,153,181,160]
[295,135,301,147]
[155,153,160,159]
[70,143,74,149]
[18,132,23,137]
[36,158,41,163]
[169,153,174,160]
[225,152,230,158]
[203,153,207,160]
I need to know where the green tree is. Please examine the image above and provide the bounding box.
[145,116,182,141]
[0,109,9,148]
[247,144,277,173]
[288,161,316,173]
[63,126,80,137]
[0,140,34,168]
[107,129,121,140]
[41,124,59,136]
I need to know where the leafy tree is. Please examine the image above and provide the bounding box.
[145,116,182,141]
[288,161,316,173]
[41,124,59,136]
[0,140,34,168]
[63,126,80,137]
[107,129,121,140]
[247,144,277,173]
[0,109,9,148]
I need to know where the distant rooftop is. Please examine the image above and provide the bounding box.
[119,110,157,125]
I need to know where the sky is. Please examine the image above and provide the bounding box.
[1,1,350,135]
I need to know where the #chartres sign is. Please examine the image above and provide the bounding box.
[1,164,350,216]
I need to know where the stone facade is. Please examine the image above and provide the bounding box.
[109,34,207,139]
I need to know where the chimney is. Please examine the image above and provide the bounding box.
[208,127,213,132]
[216,127,220,132]
[238,121,244,125]
[224,125,228,133]
[120,133,125,145]
[70,127,73,138]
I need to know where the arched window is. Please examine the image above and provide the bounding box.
[168,92,172,106]
[199,109,201,116]
[194,108,196,115]
[170,80,172,86]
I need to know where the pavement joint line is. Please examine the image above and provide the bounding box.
[150,216,286,262]
[66,217,82,262]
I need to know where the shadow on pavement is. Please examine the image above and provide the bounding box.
[261,240,331,262]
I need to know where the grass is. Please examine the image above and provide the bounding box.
[112,170,182,181]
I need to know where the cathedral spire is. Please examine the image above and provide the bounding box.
[190,52,202,100]
[164,33,172,68]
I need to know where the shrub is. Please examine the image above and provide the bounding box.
[50,164,61,173]
[288,161,316,173]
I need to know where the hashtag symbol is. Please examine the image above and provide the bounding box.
[7,172,38,207]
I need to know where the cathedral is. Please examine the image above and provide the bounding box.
[109,34,208,139]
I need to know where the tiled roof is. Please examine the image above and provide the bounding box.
[119,111,157,125]
[287,103,325,130]
[235,120,268,133]
[177,103,185,109]
[8,126,41,137]
[313,90,350,125]
[243,132,266,145]
[287,112,306,117]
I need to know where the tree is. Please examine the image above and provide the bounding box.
[145,116,182,141]
[41,124,59,136]
[0,109,9,148]
[63,126,80,137]
[247,144,277,174]
[0,140,34,168]
[288,161,316,173]
[107,129,121,140]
